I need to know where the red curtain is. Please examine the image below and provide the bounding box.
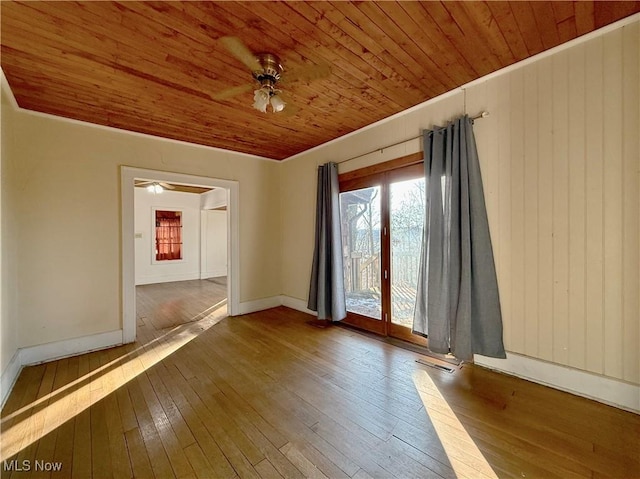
[156,212,182,261]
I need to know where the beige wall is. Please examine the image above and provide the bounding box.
[281,20,639,385]
[6,108,281,349]
[1,79,19,375]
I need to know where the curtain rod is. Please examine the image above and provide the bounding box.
[335,111,489,166]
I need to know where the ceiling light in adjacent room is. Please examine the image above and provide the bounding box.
[147,183,163,194]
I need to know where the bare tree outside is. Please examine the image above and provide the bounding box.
[390,178,425,327]
[339,178,426,327]
[340,186,382,319]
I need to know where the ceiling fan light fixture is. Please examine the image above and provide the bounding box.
[252,87,270,113]
[249,52,286,113]
[252,85,286,113]
[270,93,286,112]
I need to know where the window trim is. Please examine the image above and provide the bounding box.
[338,151,423,187]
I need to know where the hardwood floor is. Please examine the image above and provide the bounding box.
[1,283,639,478]
[136,278,228,330]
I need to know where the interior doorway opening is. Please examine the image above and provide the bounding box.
[133,179,228,331]
[121,167,240,343]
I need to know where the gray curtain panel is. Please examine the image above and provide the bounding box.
[308,162,347,321]
[413,116,506,360]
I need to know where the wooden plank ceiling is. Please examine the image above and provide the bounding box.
[1,1,638,160]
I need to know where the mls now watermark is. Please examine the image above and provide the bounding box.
[3,459,63,472]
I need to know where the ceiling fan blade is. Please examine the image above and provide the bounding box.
[280,103,300,118]
[159,182,175,190]
[282,62,331,84]
[213,83,254,101]
[135,180,153,186]
[220,36,260,71]
[275,92,299,117]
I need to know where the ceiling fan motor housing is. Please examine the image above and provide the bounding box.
[252,53,283,89]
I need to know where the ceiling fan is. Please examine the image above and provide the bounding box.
[215,36,330,114]
[135,180,175,194]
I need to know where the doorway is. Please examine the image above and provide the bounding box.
[121,167,240,344]
[339,161,426,346]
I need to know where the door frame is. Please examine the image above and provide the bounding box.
[339,153,427,347]
[120,166,240,343]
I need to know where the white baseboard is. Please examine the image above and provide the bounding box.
[475,352,640,414]
[1,329,123,408]
[201,269,227,280]
[20,329,123,366]
[238,296,283,315]
[279,295,318,316]
[236,295,318,317]
[1,349,22,408]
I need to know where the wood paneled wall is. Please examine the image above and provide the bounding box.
[280,19,638,389]
[467,21,639,384]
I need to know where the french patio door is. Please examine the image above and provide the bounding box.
[339,162,426,345]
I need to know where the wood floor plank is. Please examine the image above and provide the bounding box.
[105,347,139,438]
[1,365,45,425]
[136,278,227,330]
[70,354,92,479]
[126,378,176,478]
[391,419,496,479]
[125,427,155,478]
[309,419,395,478]
[209,391,304,479]
[7,363,53,473]
[103,392,133,479]
[281,441,349,479]
[178,342,310,477]
[352,469,375,479]
[225,388,360,478]
[384,435,457,479]
[90,398,114,479]
[153,359,250,478]
[204,320,401,450]
[31,360,67,479]
[279,442,329,479]
[145,368,196,449]
[50,357,79,479]
[179,339,285,449]
[254,459,284,479]
[183,442,218,479]
[71,408,92,479]
[135,372,195,478]
[2,281,639,479]
[191,354,359,478]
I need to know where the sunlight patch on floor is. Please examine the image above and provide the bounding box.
[412,369,498,479]
[0,304,227,460]
[189,298,227,322]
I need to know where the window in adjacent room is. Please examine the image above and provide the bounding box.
[155,210,182,261]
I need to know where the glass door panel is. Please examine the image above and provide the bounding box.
[390,177,425,329]
[338,162,426,344]
[340,186,382,320]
